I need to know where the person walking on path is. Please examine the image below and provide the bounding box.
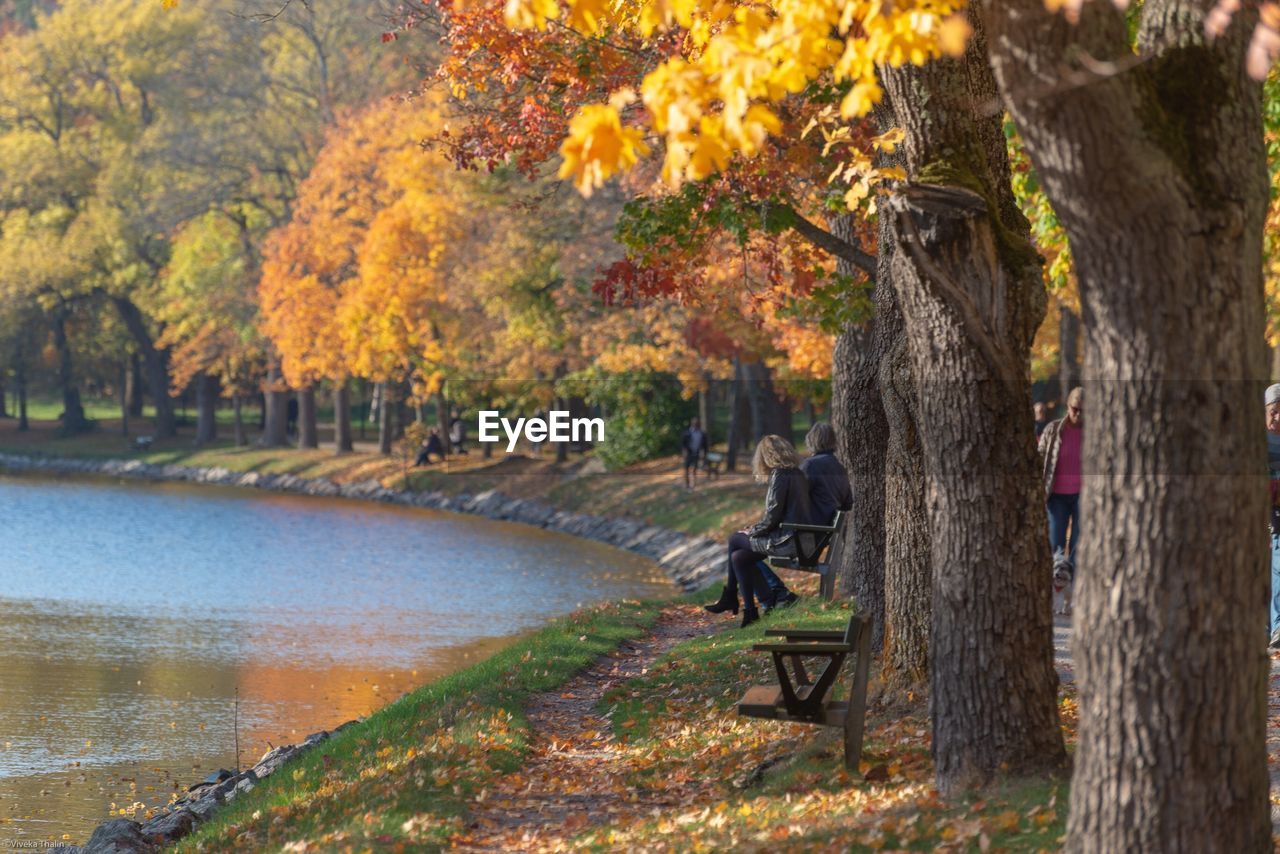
[680,417,708,491]
[1266,385,1280,647]
[1038,386,1083,570]
[703,435,809,628]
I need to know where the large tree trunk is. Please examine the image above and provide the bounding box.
[195,372,218,446]
[111,296,175,439]
[881,25,1064,791]
[0,377,8,418]
[982,1,1270,848]
[333,382,353,453]
[1058,305,1082,404]
[297,387,318,449]
[260,363,290,447]
[50,307,89,435]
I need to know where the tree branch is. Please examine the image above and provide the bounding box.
[779,204,878,281]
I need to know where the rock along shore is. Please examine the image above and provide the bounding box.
[0,452,725,592]
[1,452,725,852]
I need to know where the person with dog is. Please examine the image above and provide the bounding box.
[1039,386,1083,571]
[704,435,809,628]
[1266,384,1280,647]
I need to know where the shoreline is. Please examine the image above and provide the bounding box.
[0,451,724,592]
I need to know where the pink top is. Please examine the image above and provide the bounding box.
[1052,424,1082,495]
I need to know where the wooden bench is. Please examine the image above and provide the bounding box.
[701,451,723,479]
[766,509,847,600]
[737,612,872,770]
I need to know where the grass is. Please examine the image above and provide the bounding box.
[174,596,677,852]
[571,592,1071,851]
[171,590,1072,852]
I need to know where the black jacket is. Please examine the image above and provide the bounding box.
[746,467,813,556]
[800,451,852,526]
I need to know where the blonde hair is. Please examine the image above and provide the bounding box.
[752,434,801,480]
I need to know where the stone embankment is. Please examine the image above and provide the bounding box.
[48,722,357,853]
[0,452,725,592]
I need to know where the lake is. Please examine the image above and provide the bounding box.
[0,473,674,845]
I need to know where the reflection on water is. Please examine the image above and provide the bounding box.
[0,474,673,844]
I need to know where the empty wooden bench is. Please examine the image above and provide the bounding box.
[766,509,847,600]
[737,612,871,770]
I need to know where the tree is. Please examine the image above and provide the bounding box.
[979,0,1271,847]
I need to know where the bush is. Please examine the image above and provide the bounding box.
[561,370,695,470]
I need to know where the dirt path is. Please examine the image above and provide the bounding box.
[454,604,724,852]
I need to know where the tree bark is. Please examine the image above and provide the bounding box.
[0,377,8,418]
[333,382,353,453]
[297,387,318,449]
[878,280,932,689]
[50,307,89,435]
[260,363,290,448]
[981,0,1271,848]
[435,387,451,455]
[110,296,175,438]
[195,372,218,445]
[881,24,1064,791]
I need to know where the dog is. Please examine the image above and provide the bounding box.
[1051,548,1074,616]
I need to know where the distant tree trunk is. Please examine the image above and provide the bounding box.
[127,352,144,418]
[698,385,711,442]
[0,377,7,418]
[260,363,290,448]
[15,346,28,431]
[725,357,743,472]
[742,361,791,443]
[118,362,129,436]
[881,29,1064,791]
[51,307,89,435]
[981,0,1272,846]
[195,372,218,445]
[333,382,353,453]
[110,296,175,439]
[1058,305,1082,405]
[1272,343,1280,383]
[297,387,318,449]
[232,394,246,447]
[435,388,451,455]
[377,382,393,455]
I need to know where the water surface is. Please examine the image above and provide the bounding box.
[0,474,673,844]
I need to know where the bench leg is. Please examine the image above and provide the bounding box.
[843,620,873,770]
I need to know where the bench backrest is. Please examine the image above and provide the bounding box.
[795,509,847,566]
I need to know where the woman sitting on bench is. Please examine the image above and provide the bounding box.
[704,434,810,627]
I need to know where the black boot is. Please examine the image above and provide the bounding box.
[704,588,739,615]
[740,606,760,628]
